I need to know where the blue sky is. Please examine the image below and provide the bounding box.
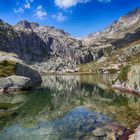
[0,0,140,37]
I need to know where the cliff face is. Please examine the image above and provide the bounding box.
[15,21,84,63]
[0,8,140,72]
[0,20,83,64]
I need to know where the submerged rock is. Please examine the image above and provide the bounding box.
[0,107,113,140]
[92,123,127,139]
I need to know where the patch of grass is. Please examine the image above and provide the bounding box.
[118,65,131,82]
[108,69,118,74]
[112,65,131,84]
[0,60,16,77]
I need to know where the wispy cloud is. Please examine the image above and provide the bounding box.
[52,12,67,22]
[14,0,34,14]
[34,5,47,20]
[14,7,24,14]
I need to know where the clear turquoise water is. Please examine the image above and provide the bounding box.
[0,74,139,140]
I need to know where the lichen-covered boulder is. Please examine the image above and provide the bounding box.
[113,64,140,94]
[0,75,32,90]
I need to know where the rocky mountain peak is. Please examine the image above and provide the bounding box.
[125,7,140,18]
[16,20,31,28]
[118,8,140,24]
[15,20,39,29]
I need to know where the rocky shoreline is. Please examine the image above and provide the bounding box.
[0,52,42,94]
[112,85,140,96]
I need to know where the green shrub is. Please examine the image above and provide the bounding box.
[113,65,131,84]
[118,65,130,82]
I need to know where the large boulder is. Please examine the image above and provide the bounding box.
[0,52,42,86]
[0,75,32,90]
[16,63,42,86]
[92,123,127,139]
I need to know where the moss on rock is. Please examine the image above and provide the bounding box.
[0,60,16,77]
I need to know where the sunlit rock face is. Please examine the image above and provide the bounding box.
[83,8,140,47]
[0,19,82,64]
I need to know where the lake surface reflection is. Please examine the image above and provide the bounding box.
[0,74,140,140]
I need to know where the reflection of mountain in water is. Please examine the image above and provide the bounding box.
[42,74,117,90]
[0,75,140,136]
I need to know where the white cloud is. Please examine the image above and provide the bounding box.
[14,0,34,14]
[34,5,47,19]
[52,12,67,22]
[54,0,91,9]
[54,0,111,9]
[14,7,24,14]
[24,2,31,9]
[24,0,34,9]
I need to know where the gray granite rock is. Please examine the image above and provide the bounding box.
[0,75,32,90]
[16,63,42,86]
